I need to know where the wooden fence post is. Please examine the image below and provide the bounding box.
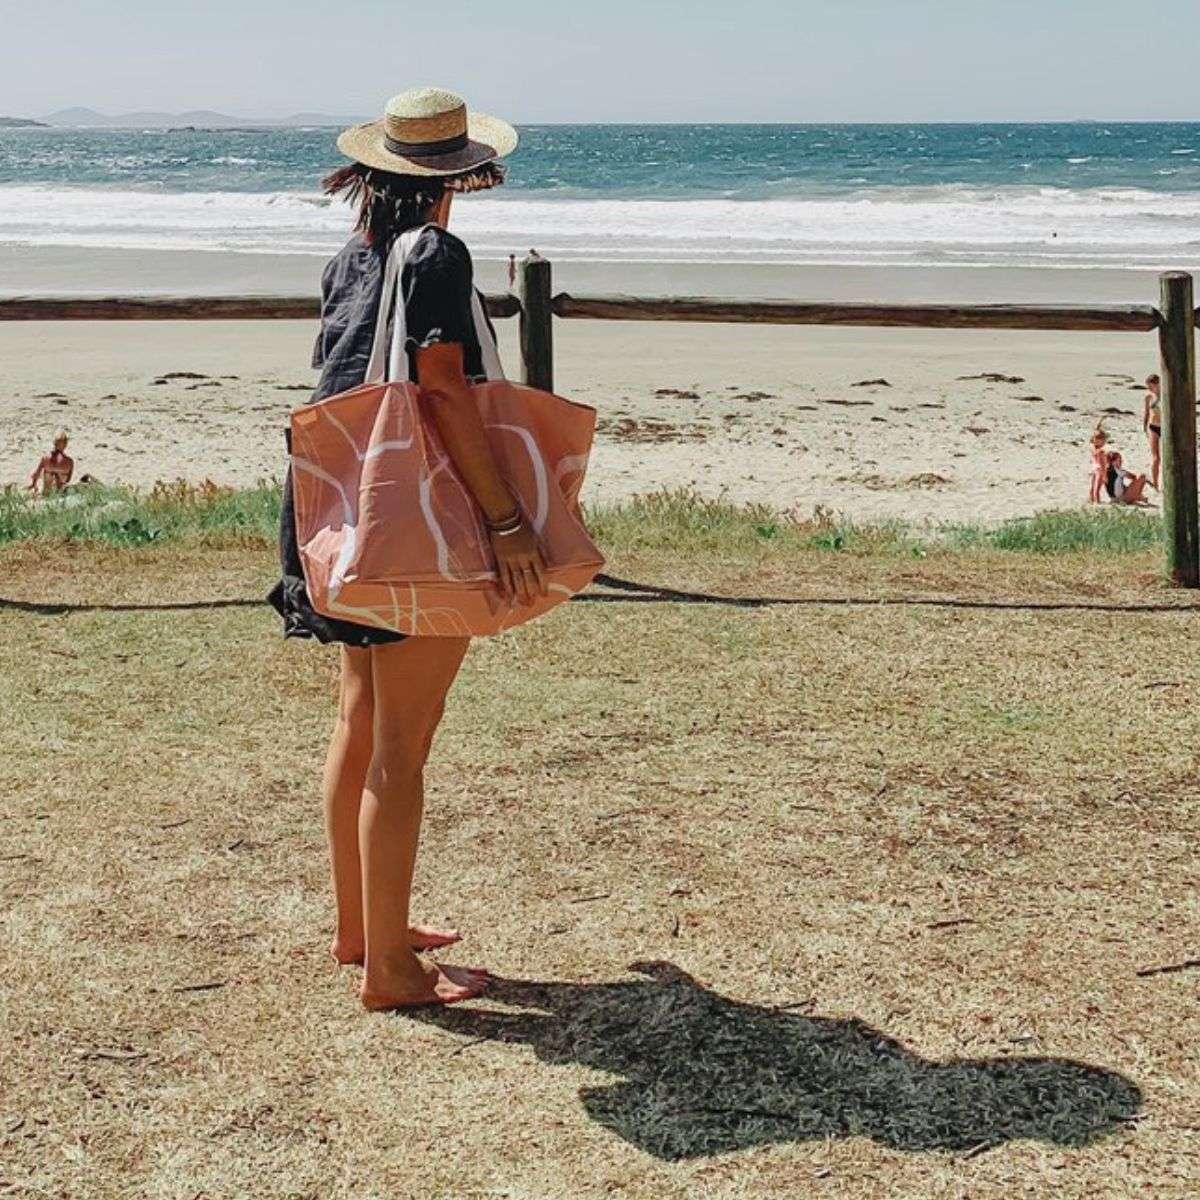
[517,252,554,393]
[1158,272,1199,587]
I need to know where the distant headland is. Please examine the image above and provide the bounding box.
[0,116,49,128]
[35,107,363,129]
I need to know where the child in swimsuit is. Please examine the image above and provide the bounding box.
[1088,423,1109,505]
[28,429,74,496]
[1143,373,1161,490]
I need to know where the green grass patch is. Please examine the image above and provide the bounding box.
[0,481,1165,559]
[0,480,281,547]
[945,507,1163,555]
[588,489,1162,559]
[586,489,920,557]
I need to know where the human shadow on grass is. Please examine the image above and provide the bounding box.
[411,961,1141,1162]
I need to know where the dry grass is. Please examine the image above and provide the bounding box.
[2,540,1199,1199]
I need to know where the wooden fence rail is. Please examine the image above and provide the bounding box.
[550,294,1163,333]
[1,257,1197,586]
[0,294,522,321]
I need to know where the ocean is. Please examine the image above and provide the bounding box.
[3,122,1200,270]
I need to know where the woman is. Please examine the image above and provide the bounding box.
[270,88,545,1010]
[1142,374,1162,491]
[28,429,73,496]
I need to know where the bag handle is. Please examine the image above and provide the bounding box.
[363,225,505,386]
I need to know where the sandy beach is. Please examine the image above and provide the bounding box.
[1,244,1172,526]
[1,311,1160,527]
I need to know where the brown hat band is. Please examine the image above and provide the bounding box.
[383,130,470,159]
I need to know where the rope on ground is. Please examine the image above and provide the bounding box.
[1,577,1197,618]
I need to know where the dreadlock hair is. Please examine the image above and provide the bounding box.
[322,160,506,246]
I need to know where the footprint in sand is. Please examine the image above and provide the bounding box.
[957,372,1025,384]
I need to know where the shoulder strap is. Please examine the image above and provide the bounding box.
[362,225,506,386]
[472,288,505,382]
[362,225,424,386]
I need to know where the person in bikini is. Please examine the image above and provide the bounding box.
[1142,374,1162,490]
[28,430,74,496]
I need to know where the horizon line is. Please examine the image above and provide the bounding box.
[16,115,1200,128]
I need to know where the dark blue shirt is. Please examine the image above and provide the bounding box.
[310,224,487,401]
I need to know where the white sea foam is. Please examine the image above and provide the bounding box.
[4,184,1200,269]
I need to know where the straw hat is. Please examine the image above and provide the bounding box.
[337,87,518,177]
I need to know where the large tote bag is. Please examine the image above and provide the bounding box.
[289,226,604,638]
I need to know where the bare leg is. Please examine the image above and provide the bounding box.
[325,646,373,965]
[1150,431,1161,490]
[1123,474,1149,504]
[324,646,463,966]
[359,636,484,1010]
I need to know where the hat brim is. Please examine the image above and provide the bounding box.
[336,111,518,177]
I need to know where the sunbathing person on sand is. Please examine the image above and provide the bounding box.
[1103,450,1149,506]
[28,430,74,496]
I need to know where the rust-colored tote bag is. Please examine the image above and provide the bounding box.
[289,226,604,637]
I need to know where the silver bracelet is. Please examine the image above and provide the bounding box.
[491,519,525,538]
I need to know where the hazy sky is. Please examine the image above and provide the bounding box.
[2,0,1198,122]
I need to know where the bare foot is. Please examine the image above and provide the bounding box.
[409,924,463,953]
[361,955,489,1011]
[331,924,461,966]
